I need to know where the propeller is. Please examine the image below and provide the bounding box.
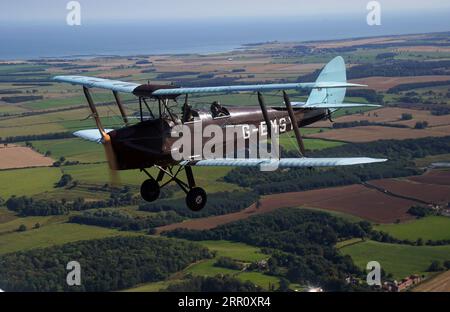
[100,129,121,187]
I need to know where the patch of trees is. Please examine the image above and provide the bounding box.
[407,206,437,218]
[298,60,450,82]
[156,72,199,79]
[346,60,450,79]
[376,52,397,60]
[387,80,450,94]
[0,132,73,144]
[69,209,184,231]
[0,236,211,292]
[346,89,384,104]
[139,191,259,218]
[56,174,73,187]
[414,121,429,129]
[401,113,413,120]
[332,120,408,129]
[1,95,43,103]
[164,208,371,290]
[6,187,139,216]
[0,90,22,95]
[6,196,70,216]
[214,257,243,271]
[164,275,262,292]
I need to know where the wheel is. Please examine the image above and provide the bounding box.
[140,179,160,202]
[186,187,207,211]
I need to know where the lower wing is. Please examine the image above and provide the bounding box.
[182,157,387,168]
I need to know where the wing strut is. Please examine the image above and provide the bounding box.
[257,92,272,139]
[283,91,306,156]
[112,91,129,126]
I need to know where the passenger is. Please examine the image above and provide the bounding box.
[211,101,227,118]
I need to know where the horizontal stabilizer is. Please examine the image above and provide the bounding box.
[73,129,114,143]
[183,157,387,168]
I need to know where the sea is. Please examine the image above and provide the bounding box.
[0,12,449,60]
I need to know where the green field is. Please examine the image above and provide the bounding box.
[341,240,450,279]
[375,216,450,241]
[0,167,62,198]
[0,222,139,255]
[197,240,268,262]
[31,138,105,163]
[183,240,279,290]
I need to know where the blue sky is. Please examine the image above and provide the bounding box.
[1,0,450,22]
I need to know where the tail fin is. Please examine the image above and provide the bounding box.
[306,56,347,106]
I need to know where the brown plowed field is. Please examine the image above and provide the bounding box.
[0,145,54,170]
[156,170,450,234]
[414,271,450,292]
[311,107,450,129]
[307,125,450,142]
[156,184,416,234]
[369,178,450,204]
[408,169,450,185]
[349,76,450,91]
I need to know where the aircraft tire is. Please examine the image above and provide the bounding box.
[140,179,160,202]
[186,187,207,211]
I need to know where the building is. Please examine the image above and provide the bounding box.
[383,275,422,292]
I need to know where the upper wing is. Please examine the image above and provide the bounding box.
[182,157,387,168]
[53,75,366,97]
[151,82,366,96]
[53,76,140,93]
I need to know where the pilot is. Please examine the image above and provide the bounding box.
[211,101,226,118]
[182,103,194,122]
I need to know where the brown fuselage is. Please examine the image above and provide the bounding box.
[108,106,328,170]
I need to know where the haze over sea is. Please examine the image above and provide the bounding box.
[0,12,449,60]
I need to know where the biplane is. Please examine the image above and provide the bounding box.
[54,56,386,211]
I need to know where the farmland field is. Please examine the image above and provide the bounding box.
[341,240,450,280]
[0,167,62,198]
[0,223,139,255]
[156,184,417,233]
[375,216,450,241]
[0,145,54,169]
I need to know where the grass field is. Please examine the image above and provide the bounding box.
[375,216,450,241]
[31,138,105,163]
[0,222,139,255]
[341,240,450,279]
[197,240,268,262]
[0,167,62,198]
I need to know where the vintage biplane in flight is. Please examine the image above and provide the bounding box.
[54,56,386,211]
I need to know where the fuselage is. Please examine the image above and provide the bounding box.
[108,106,328,170]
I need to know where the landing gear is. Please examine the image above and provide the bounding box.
[186,187,207,211]
[140,179,160,202]
[140,165,208,211]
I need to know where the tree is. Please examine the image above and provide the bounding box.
[18,224,27,232]
[443,260,450,270]
[428,260,444,272]
[56,174,73,188]
[278,277,290,292]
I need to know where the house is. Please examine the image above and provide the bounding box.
[383,275,421,292]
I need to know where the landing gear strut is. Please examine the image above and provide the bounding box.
[140,165,207,211]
